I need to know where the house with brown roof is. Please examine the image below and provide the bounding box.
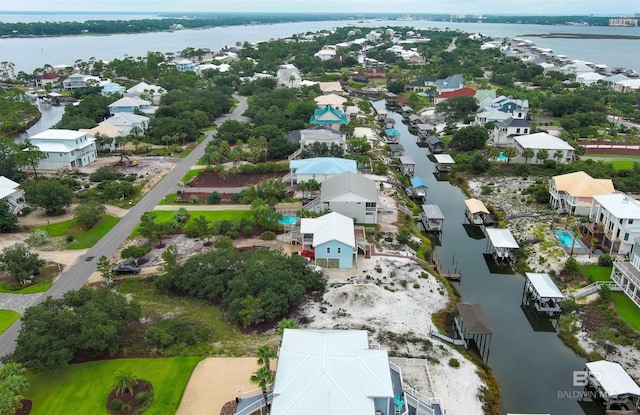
[549,171,615,215]
[36,72,59,88]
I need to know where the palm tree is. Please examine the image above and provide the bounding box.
[522,148,535,164]
[112,369,138,397]
[488,147,500,162]
[590,237,598,258]
[536,149,549,164]
[277,318,298,336]
[250,366,274,414]
[569,224,580,257]
[0,363,29,415]
[553,150,564,163]
[257,345,277,371]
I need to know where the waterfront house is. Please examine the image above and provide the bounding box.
[300,212,356,268]
[584,360,640,410]
[420,204,444,233]
[491,117,531,147]
[433,74,464,93]
[0,176,25,214]
[614,79,640,93]
[100,81,125,96]
[610,237,640,307]
[309,105,348,131]
[557,61,594,76]
[100,113,150,136]
[289,157,357,185]
[588,193,640,255]
[108,97,154,115]
[35,72,59,88]
[312,171,379,224]
[549,171,615,215]
[28,129,97,170]
[433,87,476,105]
[234,329,443,415]
[433,154,455,172]
[62,73,100,90]
[576,72,605,86]
[314,93,347,109]
[513,133,574,164]
[175,59,195,72]
[298,126,346,149]
[125,82,166,105]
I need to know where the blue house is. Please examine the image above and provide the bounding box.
[108,97,153,115]
[300,212,355,268]
[310,105,348,131]
[100,82,126,96]
[175,59,195,72]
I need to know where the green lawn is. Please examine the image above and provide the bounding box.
[606,160,637,171]
[588,154,640,161]
[131,210,253,237]
[34,215,120,249]
[611,292,640,332]
[0,264,58,294]
[582,264,612,282]
[159,193,178,205]
[0,310,19,335]
[181,167,207,185]
[26,357,204,415]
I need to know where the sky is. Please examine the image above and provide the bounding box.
[2,0,639,15]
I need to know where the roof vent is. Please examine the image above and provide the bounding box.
[622,196,629,203]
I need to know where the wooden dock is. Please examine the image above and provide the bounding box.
[432,257,461,281]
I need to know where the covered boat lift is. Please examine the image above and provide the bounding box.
[420,204,444,233]
[464,198,489,226]
[485,227,519,264]
[522,273,564,317]
[584,360,640,411]
[389,143,405,157]
[454,302,493,362]
[384,128,400,143]
[408,177,428,201]
[398,156,415,177]
[433,154,455,172]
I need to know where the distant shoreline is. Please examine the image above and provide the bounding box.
[521,33,640,40]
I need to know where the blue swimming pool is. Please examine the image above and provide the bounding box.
[554,230,586,249]
[498,152,508,162]
[279,215,298,225]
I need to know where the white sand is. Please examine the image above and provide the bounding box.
[302,257,485,415]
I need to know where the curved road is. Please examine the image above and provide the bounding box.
[0,95,249,358]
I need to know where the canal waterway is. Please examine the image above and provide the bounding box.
[15,100,65,143]
[375,100,602,415]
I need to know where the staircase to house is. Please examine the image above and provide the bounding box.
[303,197,322,211]
[288,147,302,160]
[571,281,622,299]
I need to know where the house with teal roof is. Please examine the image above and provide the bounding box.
[289,157,357,185]
[310,105,348,131]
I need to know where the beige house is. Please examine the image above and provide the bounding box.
[314,93,347,108]
[318,81,344,95]
[549,171,615,215]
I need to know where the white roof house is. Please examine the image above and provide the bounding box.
[314,94,347,108]
[100,113,150,136]
[125,81,166,105]
[271,329,394,415]
[525,273,564,299]
[29,129,97,170]
[585,360,640,400]
[589,193,640,255]
[486,228,519,249]
[0,176,24,214]
[576,72,605,86]
[300,212,356,248]
[276,64,302,88]
[513,133,575,164]
[0,177,20,200]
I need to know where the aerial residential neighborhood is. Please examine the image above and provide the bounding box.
[0,8,638,415]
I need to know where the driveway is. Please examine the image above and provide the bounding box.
[0,95,250,358]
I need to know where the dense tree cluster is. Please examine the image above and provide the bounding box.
[11,287,141,372]
[0,89,40,135]
[157,245,324,327]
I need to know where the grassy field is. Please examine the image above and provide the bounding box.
[611,292,640,332]
[606,160,637,171]
[131,210,253,237]
[0,310,19,334]
[34,215,120,249]
[180,167,207,185]
[26,357,204,415]
[117,278,277,356]
[588,154,640,160]
[0,263,58,294]
[582,264,612,282]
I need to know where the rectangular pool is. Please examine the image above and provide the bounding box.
[554,230,586,249]
[279,215,298,225]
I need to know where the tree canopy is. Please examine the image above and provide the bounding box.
[450,126,489,151]
[25,178,74,216]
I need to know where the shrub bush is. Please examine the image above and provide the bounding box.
[448,358,460,368]
[144,316,212,348]
[260,231,276,240]
[598,254,613,267]
[226,230,239,239]
[242,226,254,236]
[66,235,75,243]
[207,191,222,204]
[135,391,149,402]
[111,399,124,411]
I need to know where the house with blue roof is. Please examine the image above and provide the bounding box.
[310,105,348,131]
[108,97,154,115]
[100,81,126,96]
[289,157,357,185]
[175,59,195,72]
[434,74,464,93]
[409,177,429,201]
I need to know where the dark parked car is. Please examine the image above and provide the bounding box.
[112,264,141,275]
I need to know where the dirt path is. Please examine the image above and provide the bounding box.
[175,357,265,415]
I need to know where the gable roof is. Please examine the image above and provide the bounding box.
[427,135,443,145]
[321,171,378,203]
[109,96,151,108]
[399,156,415,166]
[318,81,343,94]
[30,129,89,141]
[409,74,438,87]
[300,212,356,247]
[585,361,640,398]
[389,143,405,152]
[385,129,400,137]
[300,126,343,142]
[456,303,493,334]
[410,176,428,189]
[525,273,563,299]
[433,154,455,164]
[434,74,464,90]
[486,228,519,249]
[552,171,615,198]
[514,133,574,151]
[101,112,149,126]
[290,158,357,176]
[314,94,347,107]
[80,123,123,139]
[310,105,348,125]
[496,117,530,128]
[126,82,165,95]
[465,198,489,214]
[422,204,444,219]
[271,329,393,415]
[0,176,20,200]
[476,109,511,122]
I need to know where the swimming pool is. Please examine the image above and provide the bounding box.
[498,152,508,162]
[554,230,586,249]
[279,215,298,225]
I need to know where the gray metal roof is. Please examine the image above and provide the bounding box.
[321,171,379,203]
[422,204,444,219]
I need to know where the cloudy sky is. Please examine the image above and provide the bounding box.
[2,0,638,15]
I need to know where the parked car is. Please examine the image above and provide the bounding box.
[301,249,315,259]
[112,264,141,275]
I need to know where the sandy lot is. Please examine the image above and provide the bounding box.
[175,357,266,415]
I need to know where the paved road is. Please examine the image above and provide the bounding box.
[0,94,249,358]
